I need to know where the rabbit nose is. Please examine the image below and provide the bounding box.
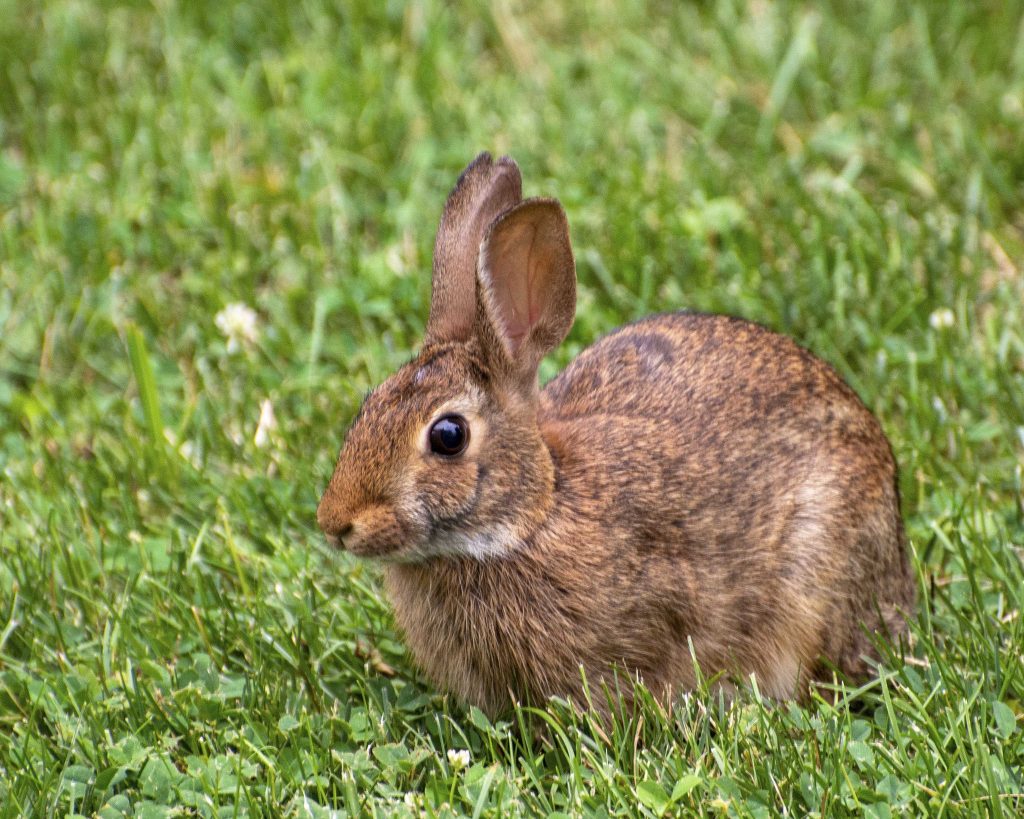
[317,496,355,547]
[321,518,353,549]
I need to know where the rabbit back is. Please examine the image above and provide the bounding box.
[534,311,914,696]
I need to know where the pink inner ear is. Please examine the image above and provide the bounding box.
[496,222,543,348]
[479,197,575,366]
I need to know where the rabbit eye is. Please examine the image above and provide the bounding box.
[429,414,470,456]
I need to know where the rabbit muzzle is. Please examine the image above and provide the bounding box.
[318,499,424,559]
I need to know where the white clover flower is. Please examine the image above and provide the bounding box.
[446,749,470,771]
[215,302,259,353]
[254,398,277,449]
[928,307,955,330]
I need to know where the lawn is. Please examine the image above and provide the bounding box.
[1,0,1023,815]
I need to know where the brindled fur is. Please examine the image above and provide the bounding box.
[317,153,916,717]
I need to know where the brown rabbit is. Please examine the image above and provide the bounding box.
[317,153,916,716]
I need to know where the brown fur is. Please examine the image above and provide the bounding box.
[317,153,916,717]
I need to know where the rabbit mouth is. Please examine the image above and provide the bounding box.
[345,538,404,559]
[350,526,426,558]
[327,504,427,560]
[341,530,413,560]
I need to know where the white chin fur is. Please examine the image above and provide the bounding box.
[405,524,517,562]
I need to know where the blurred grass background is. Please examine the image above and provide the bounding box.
[1,0,1023,816]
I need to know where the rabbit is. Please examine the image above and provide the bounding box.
[317,152,916,717]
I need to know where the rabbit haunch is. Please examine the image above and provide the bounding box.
[317,153,915,714]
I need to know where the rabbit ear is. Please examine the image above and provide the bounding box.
[426,153,522,345]
[476,198,576,383]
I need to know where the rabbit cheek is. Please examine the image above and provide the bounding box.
[417,460,480,522]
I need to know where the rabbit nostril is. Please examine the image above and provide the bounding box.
[327,521,353,548]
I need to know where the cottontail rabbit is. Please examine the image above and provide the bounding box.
[318,153,915,715]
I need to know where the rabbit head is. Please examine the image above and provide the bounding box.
[317,153,576,561]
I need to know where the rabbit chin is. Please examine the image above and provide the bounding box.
[393,523,519,563]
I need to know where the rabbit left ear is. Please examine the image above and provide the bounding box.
[476,198,576,385]
[426,153,522,345]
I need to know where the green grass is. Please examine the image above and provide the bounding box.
[1,0,1023,815]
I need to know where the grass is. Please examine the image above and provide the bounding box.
[1,0,1023,815]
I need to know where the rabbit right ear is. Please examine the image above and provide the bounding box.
[475,198,576,387]
[425,153,522,345]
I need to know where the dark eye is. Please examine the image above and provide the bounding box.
[429,414,470,456]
